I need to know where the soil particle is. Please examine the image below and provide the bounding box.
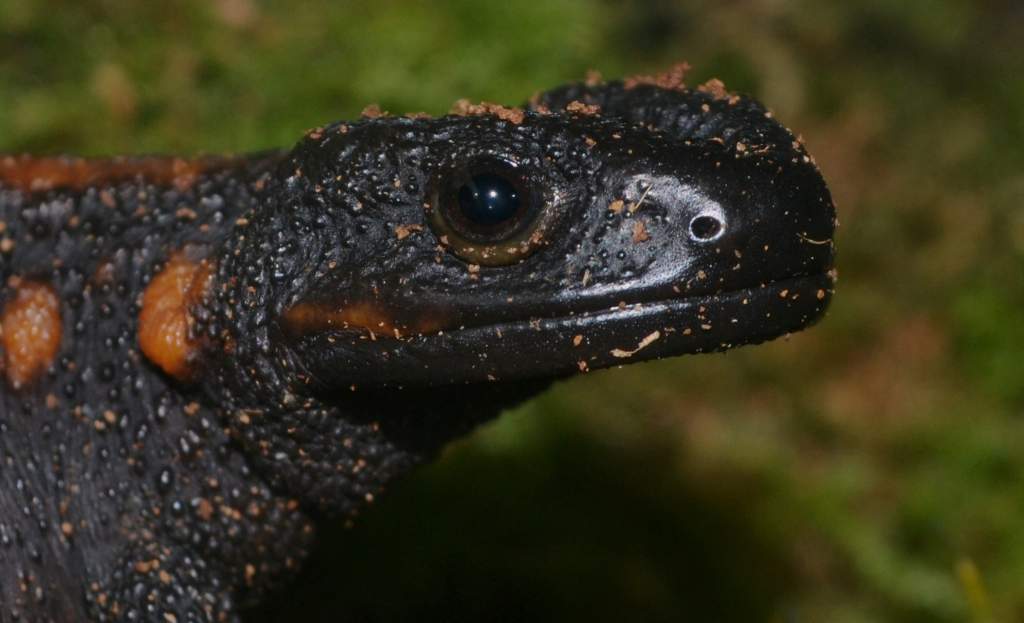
[623,62,691,91]
[449,99,526,124]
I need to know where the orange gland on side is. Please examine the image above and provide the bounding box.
[138,254,213,381]
[1,281,62,390]
[0,154,244,194]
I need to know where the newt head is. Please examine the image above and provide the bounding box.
[217,90,835,392]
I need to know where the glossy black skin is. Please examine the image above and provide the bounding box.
[0,78,835,622]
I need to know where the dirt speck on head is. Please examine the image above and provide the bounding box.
[360,104,388,119]
[449,99,525,125]
[623,62,691,91]
[698,78,742,104]
[565,100,601,116]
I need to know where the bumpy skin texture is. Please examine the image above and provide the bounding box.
[0,74,835,622]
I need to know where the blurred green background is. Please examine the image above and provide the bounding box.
[2,1,1022,621]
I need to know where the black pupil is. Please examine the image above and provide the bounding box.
[457,173,521,227]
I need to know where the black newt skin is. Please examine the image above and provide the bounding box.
[0,73,836,622]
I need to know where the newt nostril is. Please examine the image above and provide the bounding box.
[688,214,723,241]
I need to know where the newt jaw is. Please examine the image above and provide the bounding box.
[292,270,834,390]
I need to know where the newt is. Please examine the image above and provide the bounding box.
[0,67,835,622]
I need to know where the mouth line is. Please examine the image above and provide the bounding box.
[436,269,835,339]
[294,269,834,344]
[298,269,835,388]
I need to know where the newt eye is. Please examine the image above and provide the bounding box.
[429,159,552,266]
[457,173,521,228]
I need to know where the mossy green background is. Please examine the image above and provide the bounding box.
[3,1,1023,621]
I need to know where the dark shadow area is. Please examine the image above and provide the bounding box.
[251,418,795,622]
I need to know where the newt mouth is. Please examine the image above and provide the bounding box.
[294,270,834,389]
